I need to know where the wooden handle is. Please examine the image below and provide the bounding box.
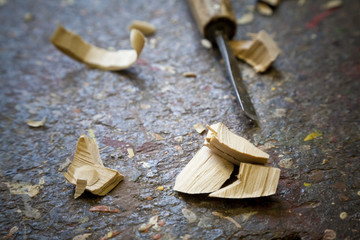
[187,0,237,43]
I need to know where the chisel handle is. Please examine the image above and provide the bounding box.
[187,0,237,44]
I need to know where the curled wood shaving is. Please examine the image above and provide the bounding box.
[51,24,145,71]
[193,123,206,134]
[129,20,156,36]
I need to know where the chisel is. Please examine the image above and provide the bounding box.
[187,0,259,125]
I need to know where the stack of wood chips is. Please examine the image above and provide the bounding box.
[174,122,280,199]
[63,135,124,198]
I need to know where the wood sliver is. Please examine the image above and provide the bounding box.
[174,122,280,199]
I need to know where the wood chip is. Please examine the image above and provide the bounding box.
[201,39,212,49]
[322,0,342,10]
[256,3,273,16]
[26,117,46,127]
[174,146,234,194]
[205,122,269,165]
[339,212,347,220]
[193,123,206,134]
[51,24,145,71]
[127,148,135,158]
[212,211,242,229]
[63,135,124,197]
[183,72,197,78]
[72,233,92,240]
[24,12,34,22]
[236,13,254,25]
[260,0,281,7]
[128,20,156,36]
[230,30,280,72]
[209,163,280,198]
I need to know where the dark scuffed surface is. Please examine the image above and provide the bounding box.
[0,0,359,239]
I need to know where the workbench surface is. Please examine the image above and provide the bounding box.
[0,0,359,239]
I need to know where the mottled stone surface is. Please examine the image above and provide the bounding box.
[0,0,359,239]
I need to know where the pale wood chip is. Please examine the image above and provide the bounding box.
[230,30,280,72]
[260,0,281,7]
[127,148,135,158]
[174,146,234,194]
[193,123,206,134]
[205,122,269,165]
[128,20,156,36]
[201,39,212,49]
[210,163,280,198]
[26,117,46,127]
[183,72,197,78]
[236,13,254,25]
[63,135,124,197]
[322,0,342,10]
[212,211,242,229]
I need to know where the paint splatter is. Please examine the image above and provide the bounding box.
[306,9,336,29]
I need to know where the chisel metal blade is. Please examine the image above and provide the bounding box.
[215,31,259,125]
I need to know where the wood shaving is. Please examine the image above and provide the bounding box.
[256,3,273,16]
[201,39,212,49]
[63,135,124,197]
[72,233,92,240]
[212,211,242,229]
[151,132,163,141]
[174,146,233,194]
[209,163,280,198]
[339,212,347,220]
[236,13,254,25]
[183,72,197,78]
[24,12,34,22]
[298,0,306,6]
[193,123,206,134]
[127,148,135,158]
[51,24,145,71]
[128,20,156,36]
[205,122,269,165]
[230,30,280,72]
[322,0,342,10]
[26,117,46,127]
